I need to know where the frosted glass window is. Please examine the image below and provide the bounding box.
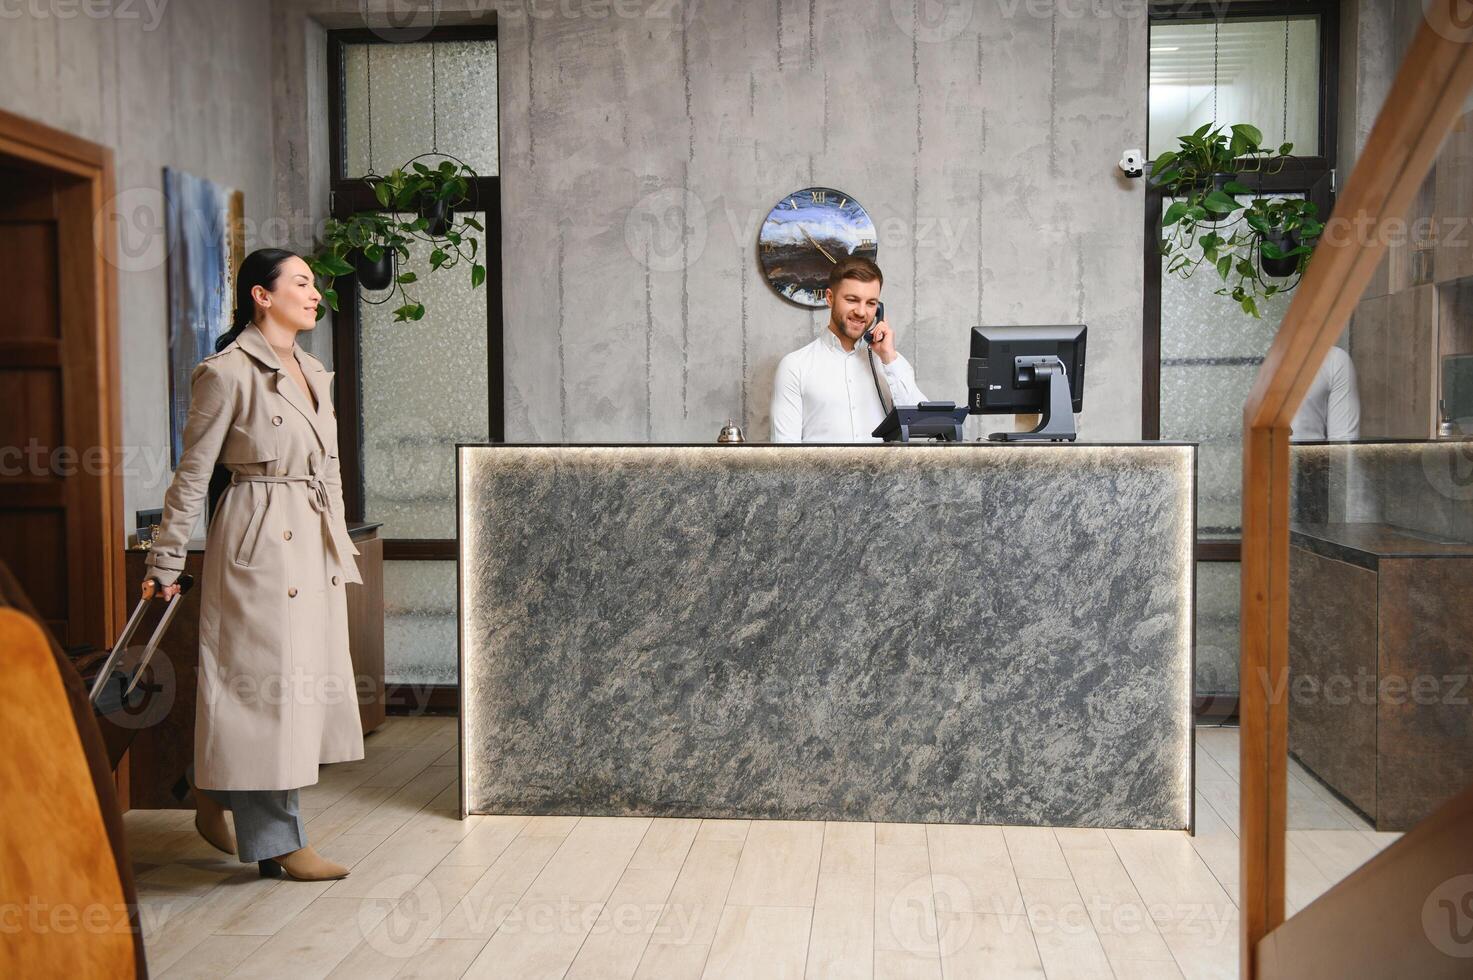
[1159,194,1300,538]
[360,213,490,538]
[1149,18,1319,160]
[384,560,457,685]
[344,40,499,178]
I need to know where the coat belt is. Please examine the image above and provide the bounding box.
[230,472,360,580]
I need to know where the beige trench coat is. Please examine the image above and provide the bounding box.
[146,325,364,791]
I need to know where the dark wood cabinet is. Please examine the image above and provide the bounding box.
[120,522,384,809]
[1289,523,1473,830]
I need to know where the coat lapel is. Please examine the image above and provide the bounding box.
[237,326,335,454]
[300,360,338,454]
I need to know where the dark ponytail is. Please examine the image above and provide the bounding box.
[216,248,302,353]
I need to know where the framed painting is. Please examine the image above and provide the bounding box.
[164,167,244,467]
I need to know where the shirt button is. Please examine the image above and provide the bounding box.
[272,416,283,426]
[331,575,340,586]
[283,530,293,540]
[287,587,298,598]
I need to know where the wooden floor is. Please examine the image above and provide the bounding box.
[127,719,1398,979]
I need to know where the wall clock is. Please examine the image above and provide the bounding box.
[758,186,878,308]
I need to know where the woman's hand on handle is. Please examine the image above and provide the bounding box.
[141,578,181,602]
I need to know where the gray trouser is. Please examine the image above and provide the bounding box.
[188,764,306,863]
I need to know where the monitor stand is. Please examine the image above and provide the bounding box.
[988,356,1078,442]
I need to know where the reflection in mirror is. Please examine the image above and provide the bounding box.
[1283,440,1473,908]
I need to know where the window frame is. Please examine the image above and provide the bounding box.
[1143,0,1340,565]
[324,26,505,563]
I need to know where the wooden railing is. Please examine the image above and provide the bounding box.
[1238,2,1473,976]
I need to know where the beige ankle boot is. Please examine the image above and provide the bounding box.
[258,845,349,881]
[192,786,237,857]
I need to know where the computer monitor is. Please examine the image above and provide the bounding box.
[967,325,1086,441]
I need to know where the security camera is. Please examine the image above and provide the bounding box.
[1119,148,1144,178]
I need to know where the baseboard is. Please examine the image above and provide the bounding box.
[383,682,459,716]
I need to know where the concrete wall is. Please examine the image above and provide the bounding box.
[2,0,1150,541]
[274,0,1149,444]
[503,2,1148,442]
[0,0,277,533]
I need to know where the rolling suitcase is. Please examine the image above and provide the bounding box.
[81,574,195,769]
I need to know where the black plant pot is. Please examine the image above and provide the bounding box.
[1260,231,1301,278]
[1194,172,1242,225]
[419,197,453,237]
[353,248,395,291]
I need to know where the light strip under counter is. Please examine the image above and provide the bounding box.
[457,442,1196,830]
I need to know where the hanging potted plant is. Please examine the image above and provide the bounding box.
[309,207,487,325]
[1245,197,1322,278]
[1154,123,1319,317]
[319,213,411,290]
[366,158,477,239]
[310,214,424,321]
[1152,122,1291,229]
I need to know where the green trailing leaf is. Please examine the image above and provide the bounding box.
[1278,142,1294,156]
[373,181,392,208]
[1261,239,1286,260]
[1223,181,1254,195]
[430,248,447,270]
[396,272,418,284]
[323,288,339,311]
[471,263,486,289]
[1241,295,1260,318]
[1232,123,1263,147]
[364,243,383,261]
[1163,201,1189,225]
[463,216,485,232]
[1217,255,1232,280]
[1203,190,1242,214]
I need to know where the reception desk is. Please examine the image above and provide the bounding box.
[458,444,1195,830]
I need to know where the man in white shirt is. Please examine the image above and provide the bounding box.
[1290,345,1361,441]
[770,257,927,442]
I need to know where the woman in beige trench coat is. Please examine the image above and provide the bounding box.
[144,249,362,882]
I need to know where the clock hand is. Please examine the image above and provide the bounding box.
[799,225,837,264]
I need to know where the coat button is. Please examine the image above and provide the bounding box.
[331,575,339,586]
[283,530,293,540]
[272,415,283,426]
[287,587,298,598]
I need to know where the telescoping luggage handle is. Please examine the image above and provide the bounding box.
[86,574,195,707]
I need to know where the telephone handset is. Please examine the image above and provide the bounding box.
[862,301,885,346]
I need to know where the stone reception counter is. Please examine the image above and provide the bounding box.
[457,443,1195,830]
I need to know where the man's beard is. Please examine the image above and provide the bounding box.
[831,312,864,340]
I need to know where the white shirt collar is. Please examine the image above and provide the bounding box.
[819,327,860,357]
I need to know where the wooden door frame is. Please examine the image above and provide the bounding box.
[0,108,125,655]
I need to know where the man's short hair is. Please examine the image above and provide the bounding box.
[827,255,883,293]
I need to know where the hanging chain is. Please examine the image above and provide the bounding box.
[1282,19,1290,148]
[431,42,439,154]
[1212,17,1219,126]
[365,45,375,175]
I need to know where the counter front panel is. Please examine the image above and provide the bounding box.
[459,444,1195,829]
